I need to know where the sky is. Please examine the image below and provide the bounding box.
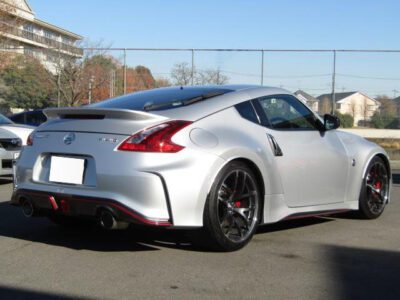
[29,0,400,97]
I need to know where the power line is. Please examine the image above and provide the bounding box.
[337,73,400,81]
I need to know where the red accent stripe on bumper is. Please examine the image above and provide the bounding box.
[14,189,172,227]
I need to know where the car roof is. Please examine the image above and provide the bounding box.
[151,85,292,121]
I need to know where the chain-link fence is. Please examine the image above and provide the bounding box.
[96,48,400,96]
[1,47,400,129]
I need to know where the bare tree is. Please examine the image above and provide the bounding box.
[362,97,369,125]
[319,96,332,115]
[349,101,357,119]
[196,68,229,85]
[171,62,193,86]
[171,62,229,86]
[155,77,171,88]
[376,95,396,116]
[48,41,118,106]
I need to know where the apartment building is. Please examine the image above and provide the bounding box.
[0,0,83,72]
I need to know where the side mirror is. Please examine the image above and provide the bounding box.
[324,114,340,130]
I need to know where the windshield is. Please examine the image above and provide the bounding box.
[89,87,233,111]
[0,114,13,125]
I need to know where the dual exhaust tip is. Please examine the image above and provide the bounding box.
[20,197,128,230]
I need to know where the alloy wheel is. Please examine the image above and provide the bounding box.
[365,160,389,215]
[217,169,259,243]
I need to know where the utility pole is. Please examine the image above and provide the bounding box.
[331,50,336,114]
[393,89,399,99]
[110,70,115,98]
[57,71,61,107]
[57,44,61,107]
[191,49,194,86]
[261,50,264,86]
[88,76,94,104]
[123,48,127,94]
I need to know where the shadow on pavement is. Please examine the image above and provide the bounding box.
[0,285,90,300]
[0,201,339,252]
[0,202,198,252]
[326,245,400,299]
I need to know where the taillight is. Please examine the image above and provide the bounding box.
[27,133,34,146]
[118,120,192,153]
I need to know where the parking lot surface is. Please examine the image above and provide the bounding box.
[0,178,399,299]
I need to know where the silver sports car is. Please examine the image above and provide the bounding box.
[12,85,391,251]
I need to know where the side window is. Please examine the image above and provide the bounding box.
[26,112,47,126]
[257,95,320,130]
[235,101,259,124]
[10,114,24,124]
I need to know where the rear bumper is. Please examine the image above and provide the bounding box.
[0,149,19,176]
[11,189,172,226]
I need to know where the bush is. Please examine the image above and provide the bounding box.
[335,112,354,128]
[370,112,398,129]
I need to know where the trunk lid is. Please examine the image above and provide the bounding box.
[41,108,168,135]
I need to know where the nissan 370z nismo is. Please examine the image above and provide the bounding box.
[12,85,391,251]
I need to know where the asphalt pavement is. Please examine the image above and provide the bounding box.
[0,178,399,299]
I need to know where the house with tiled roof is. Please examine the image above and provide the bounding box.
[317,91,380,127]
[294,90,318,113]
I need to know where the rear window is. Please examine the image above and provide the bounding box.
[89,87,233,111]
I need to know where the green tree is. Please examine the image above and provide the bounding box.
[0,56,55,109]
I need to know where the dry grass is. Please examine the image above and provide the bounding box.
[367,138,400,150]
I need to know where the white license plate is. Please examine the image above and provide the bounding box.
[49,156,85,185]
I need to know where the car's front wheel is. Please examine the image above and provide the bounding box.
[358,156,389,219]
[203,161,261,251]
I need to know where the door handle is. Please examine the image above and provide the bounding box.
[266,134,283,156]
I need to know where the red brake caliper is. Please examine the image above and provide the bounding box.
[234,201,241,208]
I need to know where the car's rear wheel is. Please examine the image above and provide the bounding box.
[359,156,389,219]
[203,161,261,251]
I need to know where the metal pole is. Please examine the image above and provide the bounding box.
[88,78,92,105]
[191,49,195,86]
[123,48,127,94]
[57,71,61,107]
[57,45,61,107]
[88,76,94,104]
[331,50,336,114]
[261,50,264,86]
[109,70,114,98]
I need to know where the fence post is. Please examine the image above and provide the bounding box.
[191,49,195,85]
[123,48,127,94]
[331,50,336,114]
[261,50,264,86]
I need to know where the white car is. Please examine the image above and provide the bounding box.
[12,86,391,251]
[0,114,33,176]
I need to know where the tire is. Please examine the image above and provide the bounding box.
[203,161,262,251]
[358,156,389,219]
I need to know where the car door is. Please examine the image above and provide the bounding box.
[253,94,350,207]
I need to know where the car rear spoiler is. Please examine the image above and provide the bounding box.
[44,108,165,122]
